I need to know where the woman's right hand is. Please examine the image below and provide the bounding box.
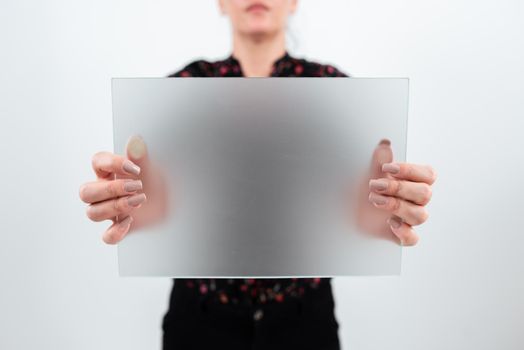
[79,135,168,244]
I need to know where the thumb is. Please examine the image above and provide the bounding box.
[126,135,150,172]
[368,138,393,180]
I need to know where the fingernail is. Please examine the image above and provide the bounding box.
[369,179,388,191]
[128,193,146,207]
[368,192,388,205]
[124,180,142,193]
[128,135,147,159]
[387,216,402,229]
[379,138,391,146]
[382,163,400,174]
[123,159,141,176]
[118,215,133,229]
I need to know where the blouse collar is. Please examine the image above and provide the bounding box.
[225,51,292,77]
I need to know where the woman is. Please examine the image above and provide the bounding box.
[79,1,436,348]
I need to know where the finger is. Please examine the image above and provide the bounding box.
[368,139,394,180]
[368,192,429,226]
[387,215,419,246]
[85,193,147,222]
[369,178,432,205]
[102,215,133,245]
[92,151,140,180]
[79,179,143,204]
[382,162,437,185]
[126,135,150,171]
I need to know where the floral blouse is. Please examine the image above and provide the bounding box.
[168,52,348,306]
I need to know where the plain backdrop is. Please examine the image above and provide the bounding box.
[1,0,523,349]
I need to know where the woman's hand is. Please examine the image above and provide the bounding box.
[79,136,168,244]
[356,139,437,246]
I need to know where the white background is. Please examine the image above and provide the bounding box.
[1,0,523,349]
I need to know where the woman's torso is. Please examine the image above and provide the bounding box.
[168,52,347,308]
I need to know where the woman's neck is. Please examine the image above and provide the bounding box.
[232,30,286,77]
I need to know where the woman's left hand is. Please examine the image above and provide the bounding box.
[368,160,437,246]
[354,139,437,246]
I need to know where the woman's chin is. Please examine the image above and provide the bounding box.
[241,25,279,39]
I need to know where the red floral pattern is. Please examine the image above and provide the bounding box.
[168,52,348,305]
[169,52,347,78]
[182,278,327,305]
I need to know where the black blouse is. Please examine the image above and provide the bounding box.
[168,52,348,306]
[169,51,347,78]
